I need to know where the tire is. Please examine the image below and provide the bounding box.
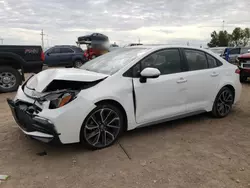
[80,103,125,150]
[73,60,83,68]
[212,87,234,118]
[240,75,247,83]
[0,66,22,93]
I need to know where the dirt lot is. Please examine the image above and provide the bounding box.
[0,84,250,188]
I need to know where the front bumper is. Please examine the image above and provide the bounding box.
[7,98,61,143]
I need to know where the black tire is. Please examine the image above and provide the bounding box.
[80,103,125,150]
[212,87,234,118]
[240,75,247,83]
[73,60,83,68]
[0,66,22,93]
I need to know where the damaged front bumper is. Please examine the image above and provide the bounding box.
[7,98,61,143]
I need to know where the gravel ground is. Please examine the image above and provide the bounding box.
[0,83,250,188]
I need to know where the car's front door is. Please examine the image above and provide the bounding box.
[133,48,188,124]
[44,47,61,66]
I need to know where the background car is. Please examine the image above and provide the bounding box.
[0,45,44,92]
[8,46,241,150]
[222,47,250,64]
[43,45,86,68]
[237,53,250,82]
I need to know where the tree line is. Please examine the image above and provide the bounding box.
[207,27,250,47]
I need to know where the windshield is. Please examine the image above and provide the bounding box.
[81,48,148,75]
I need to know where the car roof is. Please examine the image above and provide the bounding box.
[125,45,212,52]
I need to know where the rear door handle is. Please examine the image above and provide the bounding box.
[177,77,187,83]
[211,72,219,77]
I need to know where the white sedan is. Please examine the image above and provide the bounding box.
[7,46,241,149]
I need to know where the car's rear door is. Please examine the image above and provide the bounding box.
[133,48,188,124]
[181,48,221,113]
[59,47,74,65]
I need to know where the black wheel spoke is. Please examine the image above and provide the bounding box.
[106,130,115,141]
[101,131,107,145]
[87,129,100,140]
[216,89,233,116]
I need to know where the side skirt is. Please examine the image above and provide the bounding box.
[135,110,206,129]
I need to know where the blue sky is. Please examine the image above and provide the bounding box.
[0,0,250,47]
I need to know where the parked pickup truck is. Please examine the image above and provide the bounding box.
[0,45,44,93]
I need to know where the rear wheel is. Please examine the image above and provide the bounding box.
[212,87,234,118]
[73,60,83,68]
[80,103,125,150]
[0,66,21,93]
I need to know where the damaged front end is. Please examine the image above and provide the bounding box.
[7,72,106,143]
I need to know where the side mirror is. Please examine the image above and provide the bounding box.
[47,52,50,56]
[140,67,160,83]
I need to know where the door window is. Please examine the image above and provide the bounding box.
[206,54,219,68]
[50,48,60,54]
[60,48,74,53]
[241,48,250,54]
[141,49,182,75]
[184,49,207,71]
[229,48,240,55]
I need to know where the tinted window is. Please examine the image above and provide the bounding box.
[72,47,84,53]
[141,49,182,75]
[241,48,250,54]
[60,48,74,53]
[229,48,240,55]
[206,54,218,68]
[50,48,60,54]
[184,49,207,71]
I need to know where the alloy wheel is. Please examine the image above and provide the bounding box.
[0,72,16,89]
[216,90,233,116]
[83,108,121,148]
[74,61,83,68]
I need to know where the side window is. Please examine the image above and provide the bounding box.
[229,48,240,55]
[241,48,250,54]
[50,48,60,54]
[206,54,218,68]
[184,49,207,71]
[60,48,74,53]
[141,49,182,75]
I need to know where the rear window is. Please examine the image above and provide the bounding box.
[72,47,84,53]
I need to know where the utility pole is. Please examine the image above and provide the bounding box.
[138,37,140,44]
[40,29,45,50]
[0,37,3,45]
[222,20,225,31]
[46,34,49,48]
[187,41,190,46]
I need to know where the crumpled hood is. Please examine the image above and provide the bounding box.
[26,68,108,92]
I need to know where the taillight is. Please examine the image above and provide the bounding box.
[235,68,240,74]
[41,51,45,61]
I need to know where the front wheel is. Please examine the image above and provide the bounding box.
[212,87,234,118]
[80,103,125,150]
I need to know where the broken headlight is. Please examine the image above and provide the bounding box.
[38,90,80,109]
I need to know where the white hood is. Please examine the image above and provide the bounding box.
[26,68,108,92]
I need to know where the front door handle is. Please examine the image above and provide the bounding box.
[177,77,187,83]
[211,72,219,77]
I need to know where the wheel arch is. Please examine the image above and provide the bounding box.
[94,99,128,131]
[219,84,236,103]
